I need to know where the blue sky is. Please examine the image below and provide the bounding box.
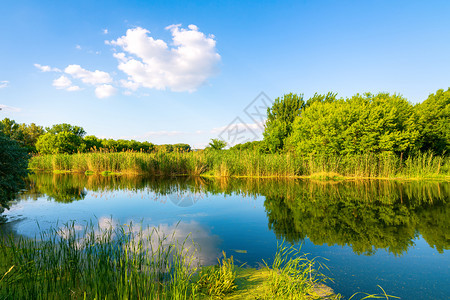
[1,0,449,148]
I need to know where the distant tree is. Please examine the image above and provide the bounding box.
[83,135,103,151]
[229,140,263,151]
[0,118,22,141]
[36,131,84,154]
[415,88,450,154]
[172,143,191,152]
[208,139,227,150]
[0,132,30,219]
[46,123,86,137]
[1,118,45,152]
[19,123,45,152]
[263,93,305,153]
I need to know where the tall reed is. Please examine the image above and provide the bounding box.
[29,150,449,179]
[0,221,198,299]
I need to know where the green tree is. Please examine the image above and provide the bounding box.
[36,131,84,154]
[208,139,227,150]
[83,135,103,151]
[263,93,304,153]
[0,132,30,218]
[415,88,450,154]
[18,123,45,152]
[287,93,420,155]
[45,123,86,137]
[0,118,22,141]
[0,119,44,153]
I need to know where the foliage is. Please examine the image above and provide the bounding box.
[262,241,327,299]
[229,140,263,152]
[156,143,191,153]
[100,138,156,152]
[208,138,227,150]
[45,123,86,137]
[415,88,450,154]
[36,131,84,154]
[0,222,198,299]
[287,93,420,156]
[263,93,305,153]
[28,149,450,180]
[0,118,44,152]
[195,251,237,297]
[0,132,30,212]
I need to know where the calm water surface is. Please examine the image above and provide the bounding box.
[1,173,449,299]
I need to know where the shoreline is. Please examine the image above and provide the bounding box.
[29,168,450,182]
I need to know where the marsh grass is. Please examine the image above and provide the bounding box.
[29,150,449,180]
[0,222,400,300]
[195,251,237,297]
[0,221,199,299]
[262,241,331,299]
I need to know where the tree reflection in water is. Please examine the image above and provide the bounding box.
[22,173,449,255]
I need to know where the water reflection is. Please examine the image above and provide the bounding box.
[56,216,221,267]
[17,173,450,255]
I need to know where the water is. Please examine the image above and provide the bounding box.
[1,173,449,299]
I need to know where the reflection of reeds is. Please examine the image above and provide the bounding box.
[0,221,400,299]
[29,150,449,179]
[0,221,199,299]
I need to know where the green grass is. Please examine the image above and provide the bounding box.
[0,222,400,300]
[28,150,450,180]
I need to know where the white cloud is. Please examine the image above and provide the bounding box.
[52,75,80,91]
[95,84,117,98]
[103,29,108,34]
[108,24,220,92]
[34,63,61,72]
[0,81,9,89]
[0,104,21,112]
[65,64,113,85]
[76,45,82,50]
[52,75,73,89]
[67,85,82,92]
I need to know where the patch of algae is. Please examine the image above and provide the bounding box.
[216,267,338,300]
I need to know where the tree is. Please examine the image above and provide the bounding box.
[0,118,44,153]
[0,132,30,219]
[19,123,45,152]
[208,139,227,150]
[415,88,450,154]
[46,123,86,137]
[263,93,305,153]
[287,93,420,156]
[36,131,84,154]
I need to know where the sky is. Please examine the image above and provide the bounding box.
[1,0,449,148]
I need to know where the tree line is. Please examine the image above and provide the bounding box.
[0,120,191,154]
[262,88,449,156]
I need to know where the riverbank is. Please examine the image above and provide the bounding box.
[29,151,450,181]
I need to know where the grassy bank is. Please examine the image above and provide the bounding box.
[0,222,339,300]
[29,150,450,180]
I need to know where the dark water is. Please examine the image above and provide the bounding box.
[1,173,449,299]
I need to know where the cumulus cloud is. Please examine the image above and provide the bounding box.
[108,24,220,92]
[65,64,113,85]
[52,75,81,91]
[34,64,61,72]
[0,81,9,89]
[95,84,117,99]
[103,29,108,34]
